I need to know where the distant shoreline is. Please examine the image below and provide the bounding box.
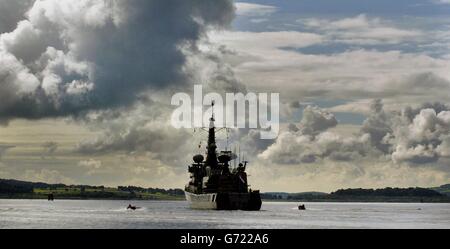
[2,178,450,203]
[1,196,449,203]
[0,193,185,201]
[0,196,185,201]
[260,199,450,203]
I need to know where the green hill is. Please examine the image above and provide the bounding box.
[430,184,450,197]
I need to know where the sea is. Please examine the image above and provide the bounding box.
[0,200,449,229]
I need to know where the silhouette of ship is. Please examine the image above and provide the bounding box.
[184,102,262,210]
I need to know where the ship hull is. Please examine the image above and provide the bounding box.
[185,191,262,211]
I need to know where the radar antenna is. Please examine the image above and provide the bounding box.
[233,145,237,169]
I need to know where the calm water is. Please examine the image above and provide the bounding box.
[0,200,449,229]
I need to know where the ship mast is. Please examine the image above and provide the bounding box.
[205,101,218,168]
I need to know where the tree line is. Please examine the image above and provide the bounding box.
[0,179,184,196]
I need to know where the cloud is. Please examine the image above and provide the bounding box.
[0,0,34,34]
[296,106,338,135]
[2,1,449,191]
[391,107,450,164]
[259,129,373,165]
[280,100,306,120]
[259,106,361,164]
[360,99,393,152]
[74,100,193,166]
[211,27,450,105]
[78,158,102,175]
[76,123,191,161]
[210,31,323,53]
[22,168,74,184]
[0,145,15,160]
[323,14,375,30]
[185,41,248,94]
[41,141,58,158]
[433,0,450,4]
[235,2,277,16]
[236,129,276,155]
[248,158,450,192]
[299,14,422,45]
[259,100,450,168]
[0,0,235,122]
[0,1,241,185]
[78,159,102,169]
[403,102,450,121]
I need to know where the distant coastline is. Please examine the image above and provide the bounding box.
[0,179,184,201]
[263,185,450,203]
[1,178,450,203]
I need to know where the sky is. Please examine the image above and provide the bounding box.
[0,0,449,192]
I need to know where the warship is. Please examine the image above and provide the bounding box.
[184,103,262,210]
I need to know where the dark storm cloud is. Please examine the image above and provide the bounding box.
[0,0,34,34]
[188,40,248,94]
[0,0,235,121]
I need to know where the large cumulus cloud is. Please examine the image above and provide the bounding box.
[391,107,450,164]
[259,106,374,164]
[360,99,393,153]
[0,0,235,123]
[259,100,450,168]
[298,105,338,135]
